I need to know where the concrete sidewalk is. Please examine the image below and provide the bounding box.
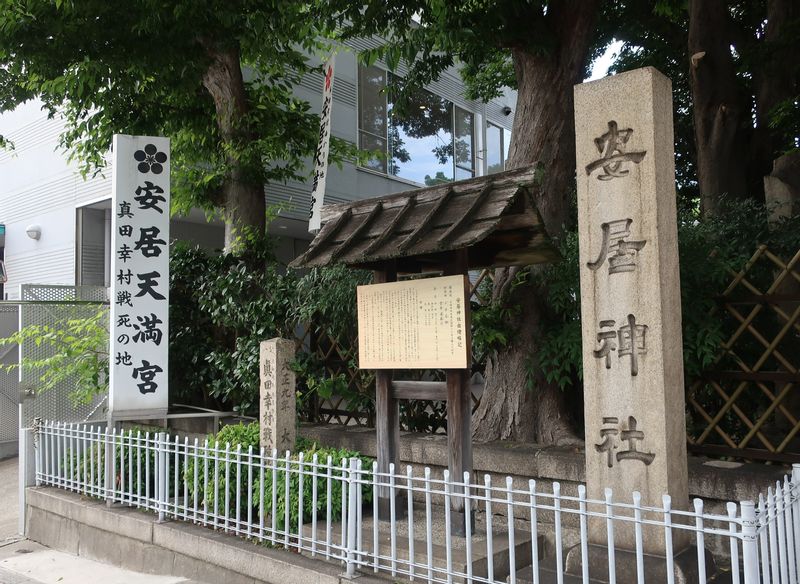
[0,458,208,584]
[0,540,207,584]
[0,458,20,545]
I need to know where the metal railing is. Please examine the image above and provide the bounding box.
[33,420,800,584]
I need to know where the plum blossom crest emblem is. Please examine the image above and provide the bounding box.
[133,144,168,174]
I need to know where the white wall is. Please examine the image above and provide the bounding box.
[0,100,112,299]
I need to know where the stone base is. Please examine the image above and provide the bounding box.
[305,507,534,583]
[379,498,474,537]
[514,544,721,584]
[450,509,475,538]
[377,495,407,521]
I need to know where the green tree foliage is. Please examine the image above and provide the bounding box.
[291,263,371,342]
[0,233,367,415]
[0,0,353,243]
[604,1,800,212]
[289,263,375,419]
[326,1,550,108]
[0,308,108,405]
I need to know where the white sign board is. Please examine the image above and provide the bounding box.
[109,134,170,419]
[357,275,468,370]
[308,55,335,233]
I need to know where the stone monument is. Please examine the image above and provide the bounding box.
[569,67,699,579]
[259,338,296,453]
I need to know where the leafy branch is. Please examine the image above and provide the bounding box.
[0,308,109,405]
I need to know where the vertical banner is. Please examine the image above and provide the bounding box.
[109,135,170,419]
[308,55,335,233]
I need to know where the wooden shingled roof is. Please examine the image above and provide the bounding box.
[290,165,560,272]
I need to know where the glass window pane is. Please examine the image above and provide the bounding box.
[454,107,474,175]
[359,131,387,173]
[486,123,503,174]
[358,65,386,138]
[388,84,454,185]
[455,166,473,180]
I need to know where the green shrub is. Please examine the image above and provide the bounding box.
[253,440,373,533]
[170,233,299,414]
[184,422,260,519]
[63,425,164,497]
[184,422,373,532]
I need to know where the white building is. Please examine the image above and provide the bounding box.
[0,47,516,297]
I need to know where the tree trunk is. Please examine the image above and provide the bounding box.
[688,0,749,217]
[472,0,598,445]
[200,42,266,249]
[750,0,799,199]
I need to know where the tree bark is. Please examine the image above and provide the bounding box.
[750,0,799,199]
[200,42,266,249]
[688,0,749,217]
[472,0,598,445]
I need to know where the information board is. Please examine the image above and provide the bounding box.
[357,275,468,369]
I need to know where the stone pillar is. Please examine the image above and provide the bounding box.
[259,338,296,454]
[574,67,689,554]
[764,151,800,227]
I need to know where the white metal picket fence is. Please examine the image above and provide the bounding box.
[33,421,800,584]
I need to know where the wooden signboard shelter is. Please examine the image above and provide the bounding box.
[291,165,558,534]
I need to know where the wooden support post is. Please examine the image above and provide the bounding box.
[373,263,405,520]
[445,249,473,536]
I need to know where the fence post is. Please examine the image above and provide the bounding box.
[17,427,37,536]
[104,424,116,507]
[157,432,167,522]
[345,457,359,578]
[793,464,800,581]
[33,417,42,487]
[741,501,760,584]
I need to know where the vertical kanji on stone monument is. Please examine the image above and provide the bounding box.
[259,339,296,453]
[574,67,689,554]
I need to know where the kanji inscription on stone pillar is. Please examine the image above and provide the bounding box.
[259,338,296,453]
[574,67,689,553]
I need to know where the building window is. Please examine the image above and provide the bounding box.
[358,65,475,186]
[358,65,388,173]
[454,107,475,180]
[389,83,455,185]
[486,122,505,175]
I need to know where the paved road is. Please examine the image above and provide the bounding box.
[0,458,206,584]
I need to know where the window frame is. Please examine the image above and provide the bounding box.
[357,64,389,174]
[356,63,478,185]
[486,121,506,175]
[454,106,476,179]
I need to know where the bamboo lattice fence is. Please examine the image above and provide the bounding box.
[687,245,800,462]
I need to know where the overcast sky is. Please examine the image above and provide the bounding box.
[589,40,623,81]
